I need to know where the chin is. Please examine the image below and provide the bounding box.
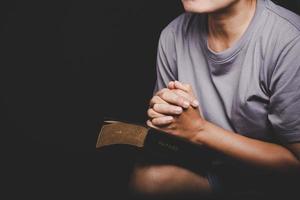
[183,6,213,14]
[181,0,234,14]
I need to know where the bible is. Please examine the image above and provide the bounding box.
[96,120,217,169]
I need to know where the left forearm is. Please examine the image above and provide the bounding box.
[193,121,300,173]
[149,82,300,174]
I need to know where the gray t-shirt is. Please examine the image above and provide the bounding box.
[154,0,300,144]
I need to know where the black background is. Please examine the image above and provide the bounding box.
[1,0,300,199]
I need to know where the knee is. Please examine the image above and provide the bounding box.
[128,165,174,197]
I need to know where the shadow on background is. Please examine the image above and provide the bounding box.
[1,0,300,199]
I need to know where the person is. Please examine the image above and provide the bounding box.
[129,0,300,199]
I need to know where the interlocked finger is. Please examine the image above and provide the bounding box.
[147,108,166,119]
[153,103,183,115]
[149,95,167,108]
[173,89,199,107]
[174,81,195,96]
[151,116,174,126]
[158,90,190,109]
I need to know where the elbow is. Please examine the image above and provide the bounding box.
[273,154,300,175]
[286,157,300,175]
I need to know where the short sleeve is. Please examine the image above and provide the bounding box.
[153,26,178,95]
[268,36,300,144]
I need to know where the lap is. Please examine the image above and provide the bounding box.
[128,152,286,200]
[128,152,212,199]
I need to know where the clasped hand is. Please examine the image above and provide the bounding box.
[147,81,206,143]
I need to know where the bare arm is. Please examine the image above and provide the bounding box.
[148,81,300,175]
[194,120,300,174]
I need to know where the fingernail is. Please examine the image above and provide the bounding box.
[183,101,190,108]
[192,100,199,107]
[175,107,183,114]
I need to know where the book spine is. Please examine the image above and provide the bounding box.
[143,128,217,170]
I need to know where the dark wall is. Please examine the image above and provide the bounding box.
[1,0,182,153]
[1,0,300,199]
[1,0,183,198]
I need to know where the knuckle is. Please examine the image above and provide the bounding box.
[149,100,154,107]
[150,96,160,105]
[149,97,155,105]
[147,108,154,117]
[160,91,168,99]
[152,96,159,102]
[153,104,158,111]
[153,103,161,112]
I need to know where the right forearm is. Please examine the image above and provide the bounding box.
[195,121,300,174]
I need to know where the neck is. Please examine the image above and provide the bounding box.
[207,0,257,52]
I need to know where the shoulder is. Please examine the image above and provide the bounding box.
[259,1,300,74]
[263,0,300,40]
[266,0,300,31]
[263,0,300,58]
